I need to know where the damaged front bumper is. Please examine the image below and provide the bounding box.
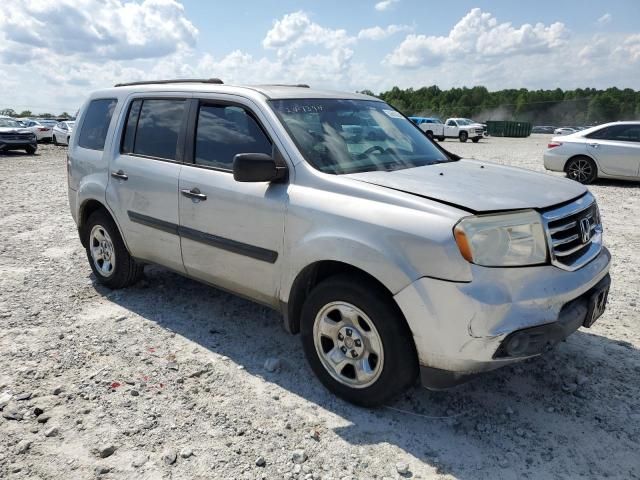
[394,247,611,389]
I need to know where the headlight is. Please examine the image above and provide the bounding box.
[454,210,548,267]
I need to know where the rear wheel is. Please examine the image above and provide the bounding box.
[438,136,445,142]
[300,274,418,407]
[425,130,434,140]
[565,156,597,184]
[472,137,480,143]
[84,210,143,289]
[25,145,36,154]
[459,131,468,142]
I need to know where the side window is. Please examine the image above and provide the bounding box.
[586,127,610,140]
[194,104,272,170]
[446,120,456,126]
[78,98,118,150]
[604,125,640,142]
[122,99,186,160]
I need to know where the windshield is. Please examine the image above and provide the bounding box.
[456,119,474,125]
[270,99,450,174]
[0,118,21,128]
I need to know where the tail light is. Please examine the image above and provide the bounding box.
[37,127,49,131]
[547,141,562,149]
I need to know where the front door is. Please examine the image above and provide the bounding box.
[178,99,288,306]
[106,96,190,273]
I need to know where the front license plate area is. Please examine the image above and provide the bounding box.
[583,278,610,328]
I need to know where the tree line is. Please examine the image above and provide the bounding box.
[361,86,640,126]
[0,108,72,119]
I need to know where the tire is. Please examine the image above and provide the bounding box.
[66,137,70,145]
[438,136,445,142]
[471,137,480,143]
[52,135,59,146]
[83,210,143,289]
[565,156,597,184]
[300,273,418,407]
[425,130,434,140]
[459,131,468,142]
[25,145,36,154]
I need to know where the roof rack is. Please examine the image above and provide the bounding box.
[114,78,224,87]
[258,83,310,88]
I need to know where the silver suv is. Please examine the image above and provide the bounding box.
[68,79,611,406]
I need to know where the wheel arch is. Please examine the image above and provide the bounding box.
[563,153,598,173]
[77,198,127,250]
[283,260,405,335]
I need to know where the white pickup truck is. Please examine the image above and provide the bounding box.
[410,117,485,143]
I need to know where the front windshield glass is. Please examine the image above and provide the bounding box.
[0,119,21,128]
[270,99,450,174]
[456,119,473,125]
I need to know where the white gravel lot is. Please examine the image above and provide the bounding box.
[0,136,639,480]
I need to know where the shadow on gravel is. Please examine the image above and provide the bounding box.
[98,266,640,479]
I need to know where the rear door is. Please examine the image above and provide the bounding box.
[587,124,640,177]
[105,95,190,273]
[178,96,288,306]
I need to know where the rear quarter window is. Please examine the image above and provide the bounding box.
[78,99,118,151]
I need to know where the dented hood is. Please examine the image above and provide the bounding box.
[346,159,587,213]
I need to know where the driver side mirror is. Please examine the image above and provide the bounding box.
[233,153,288,183]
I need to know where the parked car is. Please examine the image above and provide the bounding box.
[413,117,484,142]
[554,127,577,135]
[544,121,640,184]
[532,126,556,134]
[16,118,53,142]
[37,119,59,129]
[0,115,38,154]
[52,121,75,145]
[68,80,611,406]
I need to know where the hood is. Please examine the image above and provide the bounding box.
[0,127,32,134]
[345,159,587,213]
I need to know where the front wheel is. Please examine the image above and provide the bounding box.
[52,135,59,146]
[84,210,143,289]
[472,137,480,143]
[459,131,468,142]
[25,145,36,154]
[565,156,597,184]
[300,274,418,407]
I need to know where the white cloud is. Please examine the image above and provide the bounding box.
[0,0,198,63]
[357,24,411,40]
[374,0,399,12]
[597,13,612,25]
[386,8,568,67]
[262,11,354,55]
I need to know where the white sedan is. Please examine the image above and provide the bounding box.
[554,127,577,135]
[52,121,75,146]
[544,121,640,184]
[17,119,53,142]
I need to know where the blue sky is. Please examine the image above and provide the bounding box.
[1,0,639,112]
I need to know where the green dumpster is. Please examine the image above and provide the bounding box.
[486,121,532,137]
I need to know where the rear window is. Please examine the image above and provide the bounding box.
[121,98,186,160]
[78,99,117,150]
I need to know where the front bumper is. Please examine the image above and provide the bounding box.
[0,138,38,151]
[394,247,611,388]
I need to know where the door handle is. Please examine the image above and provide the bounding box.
[111,170,128,180]
[181,188,207,201]
[588,143,600,148]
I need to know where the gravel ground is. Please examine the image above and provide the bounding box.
[0,137,639,480]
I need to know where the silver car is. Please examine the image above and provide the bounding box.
[544,122,640,183]
[67,80,611,406]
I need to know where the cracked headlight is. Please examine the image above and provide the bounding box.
[454,210,548,267]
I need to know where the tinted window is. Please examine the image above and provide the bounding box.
[604,124,640,142]
[78,99,117,150]
[586,127,610,139]
[195,105,271,169]
[131,99,186,160]
[121,100,142,154]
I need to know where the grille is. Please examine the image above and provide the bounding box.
[542,193,602,271]
[0,133,32,141]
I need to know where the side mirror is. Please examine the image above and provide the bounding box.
[233,153,288,183]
